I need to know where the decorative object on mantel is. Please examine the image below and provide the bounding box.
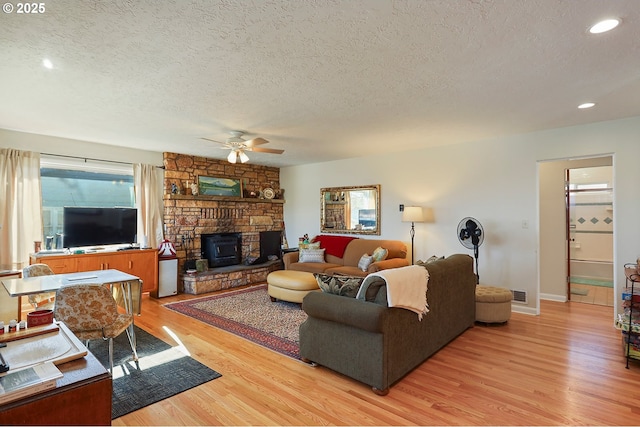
[198,176,242,197]
[190,182,199,196]
[171,182,180,194]
[263,187,275,199]
[200,130,285,164]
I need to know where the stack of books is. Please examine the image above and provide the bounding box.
[0,361,62,405]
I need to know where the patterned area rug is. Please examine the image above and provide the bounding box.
[89,325,222,419]
[164,284,306,359]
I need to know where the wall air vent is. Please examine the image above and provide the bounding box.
[511,290,527,304]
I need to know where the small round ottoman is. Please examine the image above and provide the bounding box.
[267,270,319,303]
[475,285,512,324]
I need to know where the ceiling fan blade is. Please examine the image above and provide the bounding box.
[201,137,227,145]
[250,147,285,154]
[244,137,269,147]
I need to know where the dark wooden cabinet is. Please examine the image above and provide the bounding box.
[0,352,112,425]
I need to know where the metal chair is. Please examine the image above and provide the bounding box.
[22,264,57,310]
[53,283,135,372]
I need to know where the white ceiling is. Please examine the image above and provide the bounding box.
[1,0,639,167]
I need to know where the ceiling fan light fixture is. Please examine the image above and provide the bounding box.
[227,150,238,163]
[239,150,249,163]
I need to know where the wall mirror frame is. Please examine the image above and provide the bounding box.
[320,185,381,235]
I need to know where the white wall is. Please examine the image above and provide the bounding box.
[281,116,640,316]
[0,128,163,165]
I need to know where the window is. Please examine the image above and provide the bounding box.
[40,156,134,249]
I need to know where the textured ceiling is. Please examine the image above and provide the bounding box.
[1,0,639,167]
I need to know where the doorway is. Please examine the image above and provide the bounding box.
[538,155,614,310]
[566,166,614,306]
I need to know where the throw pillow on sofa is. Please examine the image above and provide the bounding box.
[314,273,364,298]
[299,248,325,263]
[417,255,444,266]
[371,246,388,262]
[357,254,374,271]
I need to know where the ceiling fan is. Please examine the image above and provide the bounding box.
[201,131,284,164]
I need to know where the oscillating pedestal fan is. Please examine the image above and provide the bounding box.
[457,217,484,284]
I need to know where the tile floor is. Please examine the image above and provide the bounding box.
[569,283,614,307]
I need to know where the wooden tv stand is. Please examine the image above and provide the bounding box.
[30,248,158,293]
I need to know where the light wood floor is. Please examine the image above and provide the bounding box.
[114,287,640,426]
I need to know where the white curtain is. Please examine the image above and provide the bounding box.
[133,163,164,249]
[0,149,43,270]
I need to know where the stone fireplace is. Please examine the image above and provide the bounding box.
[162,152,285,294]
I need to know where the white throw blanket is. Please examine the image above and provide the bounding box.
[357,265,430,320]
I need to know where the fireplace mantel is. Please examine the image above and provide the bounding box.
[167,194,285,204]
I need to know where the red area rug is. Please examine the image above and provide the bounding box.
[164,284,306,359]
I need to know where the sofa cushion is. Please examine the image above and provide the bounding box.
[299,248,325,263]
[372,247,388,262]
[290,262,341,274]
[314,273,364,298]
[357,254,374,271]
[417,255,444,266]
[324,266,368,277]
[341,239,408,267]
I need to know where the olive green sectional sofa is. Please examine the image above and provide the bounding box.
[299,254,476,395]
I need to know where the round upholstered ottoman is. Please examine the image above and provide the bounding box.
[475,285,512,324]
[267,270,319,303]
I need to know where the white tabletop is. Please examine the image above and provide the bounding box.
[1,269,140,297]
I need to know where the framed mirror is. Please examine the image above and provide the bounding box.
[320,185,380,235]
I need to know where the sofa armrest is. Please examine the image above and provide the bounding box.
[283,251,299,269]
[302,292,388,333]
[368,257,410,273]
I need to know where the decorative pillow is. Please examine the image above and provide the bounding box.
[307,241,321,249]
[371,246,388,262]
[357,254,374,271]
[417,255,444,266]
[298,248,325,263]
[314,273,364,298]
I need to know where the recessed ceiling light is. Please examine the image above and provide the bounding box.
[578,102,595,109]
[42,58,53,69]
[589,18,620,34]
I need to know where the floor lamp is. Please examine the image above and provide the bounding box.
[402,206,424,265]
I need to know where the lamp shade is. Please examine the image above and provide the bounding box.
[402,206,424,223]
[239,150,249,163]
[227,150,238,163]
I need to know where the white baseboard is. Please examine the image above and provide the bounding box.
[511,304,538,316]
[540,292,567,302]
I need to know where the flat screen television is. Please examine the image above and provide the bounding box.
[63,207,137,248]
